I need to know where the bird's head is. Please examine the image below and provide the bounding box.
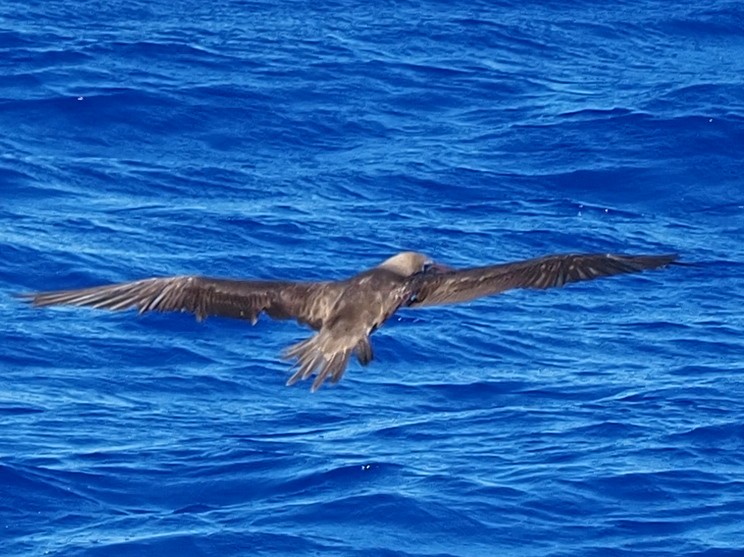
[378,251,453,277]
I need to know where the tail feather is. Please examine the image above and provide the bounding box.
[283,330,361,391]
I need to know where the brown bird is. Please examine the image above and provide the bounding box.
[20,251,677,391]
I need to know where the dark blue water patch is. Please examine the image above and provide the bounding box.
[0,402,45,415]
[663,4,744,38]
[667,422,744,451]
[0,462,103,523]
[70,531,332,557]
[652,84,744,117]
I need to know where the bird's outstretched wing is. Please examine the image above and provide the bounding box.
[19,276,336,329]
[406,253,678,307]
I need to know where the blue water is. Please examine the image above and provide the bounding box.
[2,0,744,555]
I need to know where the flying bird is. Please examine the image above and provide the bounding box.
[20,251,677,391]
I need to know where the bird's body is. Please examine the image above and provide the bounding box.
[20,251,678,391]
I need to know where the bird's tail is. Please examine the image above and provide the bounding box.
[283,330,367,391]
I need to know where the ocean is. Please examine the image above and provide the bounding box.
[2,1,743,555]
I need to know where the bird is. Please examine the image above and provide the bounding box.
[19,251,677,391]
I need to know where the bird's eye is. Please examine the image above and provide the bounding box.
[422,262,434,272]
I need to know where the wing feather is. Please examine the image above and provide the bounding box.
[407,253,677,307]
[19,276,334,329]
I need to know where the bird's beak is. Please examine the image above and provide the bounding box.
[426,262,454,274]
